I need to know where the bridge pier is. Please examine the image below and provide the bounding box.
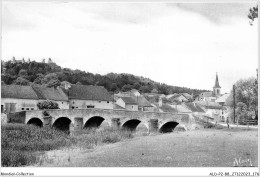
[74,117,83,131]
[111,118,121,129]
[43,116,52,127]
[148,119,158,132]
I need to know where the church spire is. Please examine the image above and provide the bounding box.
[214,72,221,88]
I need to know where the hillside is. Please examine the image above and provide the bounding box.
[1,59,209,95]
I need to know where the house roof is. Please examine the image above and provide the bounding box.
[174,105,192,113]
[120,97,138,105]
[168,94,188,101]
[166,93,178,99]
[113,104,125,110]
[63,84,113,101]
[130,89,140,94]
[183,102,205,113]
[181,93,192,99]
[195,101,224,110]
[137,96,153,107]
[153,103,178,113]
[215,93,230,103]
[1,85,39,100]
[32,85,68,101]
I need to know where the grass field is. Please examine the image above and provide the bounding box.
[2,123,258,167]
[34,127,258,167]
[1,124,134,167]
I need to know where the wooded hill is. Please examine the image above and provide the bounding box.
[1,59,209,95]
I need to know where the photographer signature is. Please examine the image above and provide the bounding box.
[233,157,253,167]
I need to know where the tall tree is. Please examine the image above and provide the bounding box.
[226,77,258,122]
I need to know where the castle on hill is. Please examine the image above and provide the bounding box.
[11,57,55,64]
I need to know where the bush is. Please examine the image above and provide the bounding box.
[70,127,133,149]
[1,124,70,167]
[37,100,59,110]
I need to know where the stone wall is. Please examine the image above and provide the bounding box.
[23,108,193,132]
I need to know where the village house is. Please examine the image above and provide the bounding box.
[1,85,39,113]
[61,84,114,109]
[114,89,154,111]
[32,85,69,109]
[195,101,227,122]
[136,95,155,111]
[114,89,141,100]
[1,85,70,113]
[167,94,189,103]
[215,93,230,106]
[170,104,192,113]
[116,97,138,111]
[182,102,205,114]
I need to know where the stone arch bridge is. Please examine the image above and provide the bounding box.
[8,109,195,133]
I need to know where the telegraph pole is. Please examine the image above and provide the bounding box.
[233,85,236,124]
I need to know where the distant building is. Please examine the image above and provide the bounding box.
[215,93,230,106]
[195,73,222,102]
[48,58,54,64]
[11,57,25,64]
[195,101,227,122]
[181,93,193,101]
[116,97,138,111]
[136,95,154,111]
[114,89,141,100]
[32,85,69,109]
[1,85,39,113]
[168,94,188,103]
[62,84,114,109]
[1,85,70,113]
[213,73,221,97]
[114,89,154,111]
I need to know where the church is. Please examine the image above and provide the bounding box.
[195,73,222,102]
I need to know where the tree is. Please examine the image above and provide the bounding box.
[37,100,59,110]
[226,77,258,122]
[18,69,27,77]
[41,73,61,88]
[46,79,61,88]
[110,83,118,92]
[13,77,30,86]
[122,84,132,92]
[236,102,248,123]
[248,5,258,25]
[133,82,141,90]
[33,74,44,84]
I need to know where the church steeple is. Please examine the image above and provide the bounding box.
[213,73,221,97]
[214,72,221,88]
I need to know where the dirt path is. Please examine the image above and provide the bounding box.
[36,128,258,167]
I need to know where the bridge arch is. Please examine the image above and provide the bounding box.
[159,121,179,133]
[27,117,43,127]
[122,119,141,131]
[52,117,71,132]
[84,116,105,129]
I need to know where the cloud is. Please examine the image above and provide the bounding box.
[1,2,258,93]
[171,3,256,24]
[73,3,170,25]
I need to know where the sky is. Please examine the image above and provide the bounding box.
[1,2,258,93]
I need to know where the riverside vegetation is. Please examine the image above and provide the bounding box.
[1,124,134,167]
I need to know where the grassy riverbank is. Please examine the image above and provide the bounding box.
[1,124,134,167]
